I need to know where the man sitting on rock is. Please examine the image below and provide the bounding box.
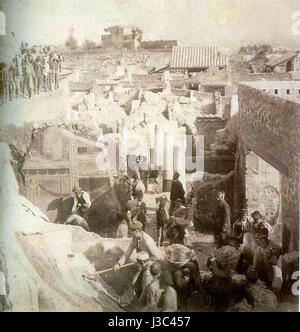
[247,235,282,291]
[64,185,91,231]
[71,185,91,219]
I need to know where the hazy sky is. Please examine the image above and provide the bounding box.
[1,0,300,49]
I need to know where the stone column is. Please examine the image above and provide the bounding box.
[163,133,173,192]
[118,127,128,175]
[173,134,186,191]
[154,125,163,170]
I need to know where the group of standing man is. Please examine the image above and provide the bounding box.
[0,42,63,105]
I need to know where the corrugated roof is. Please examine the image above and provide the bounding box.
[170,45,228,69]
[267,53,297,67]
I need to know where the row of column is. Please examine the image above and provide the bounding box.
[113,125,187,193]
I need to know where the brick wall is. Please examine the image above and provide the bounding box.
[238,84,299,251]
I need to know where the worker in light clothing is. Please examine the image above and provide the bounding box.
[114,220,162,305]
[42,58,50,93]
[114,220,162,296]
[15,54,23,97]
[22,56,33,98]
[71,185,91,219]
[8,63,16,101]
[0,63,9,104]
[53,53,60,89]
[114,221,162,268]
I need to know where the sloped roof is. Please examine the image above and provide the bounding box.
[170,45,228,69]
[267,53,298,67]
[247,51,269,64]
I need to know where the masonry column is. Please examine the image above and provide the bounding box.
[118,126,128,176]
[173,131,186,192]
[163,132,173,192]
[154,125,162,170]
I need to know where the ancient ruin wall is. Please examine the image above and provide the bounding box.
[238,84,299,251]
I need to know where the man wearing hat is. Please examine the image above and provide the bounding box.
[214,191,231,248]
[0,63,8,104]
[250,235,280,288]
[169,172,185,216]
[156,195,170,247]
[22,56,33,99]
[232,209,249,245]
[128,190,149,231]
[114,220,162,270]
[71,185,91,219]
[250,211,271,239]
[114,221,162,300]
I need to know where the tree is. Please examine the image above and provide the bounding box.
[65,28,78,50]
[260,44,273,53]
[82,39,96,50]
[132,27,143,43]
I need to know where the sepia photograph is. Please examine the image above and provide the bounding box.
[0,0,299,314]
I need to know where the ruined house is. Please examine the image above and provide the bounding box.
[267,51,300,74]
[169,45,228,75]
[141,40,177,50]
[22,127,107,221]
[101,25,142,50]
[246,50,270,73]
[242,81,300,102]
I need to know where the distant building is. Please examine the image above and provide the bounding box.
[170,45,228,74]
[242,80,300,102]
[246,50,270,73]
[141,40,177,50]
[101,25,142,50]
[272,46,292,54]
[267,51,300,73]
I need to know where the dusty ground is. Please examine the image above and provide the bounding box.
[142,185,215,272]
[0,71,73,129]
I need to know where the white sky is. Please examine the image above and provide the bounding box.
[1,0,300,49]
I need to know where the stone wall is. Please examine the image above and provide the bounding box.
[196,118,226,150]
[238,84,299,251]
[245,152,281,225]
